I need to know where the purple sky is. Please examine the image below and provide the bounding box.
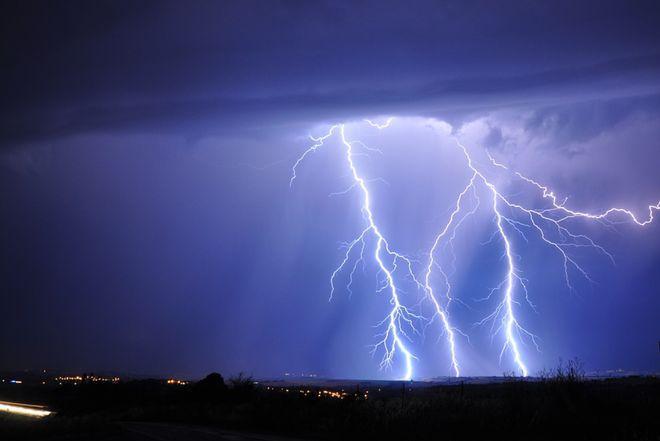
[1,0,659,379]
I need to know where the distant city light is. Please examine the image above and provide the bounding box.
[166,378,189,385]
[264,385,364,400]
[55,375,120,384]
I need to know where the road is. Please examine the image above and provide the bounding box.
[118,422,310,441]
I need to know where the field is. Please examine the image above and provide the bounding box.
[1,372,658,440]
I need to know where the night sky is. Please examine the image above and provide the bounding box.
[1,1,659,379]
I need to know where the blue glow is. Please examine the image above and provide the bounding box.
[292,117,659,379]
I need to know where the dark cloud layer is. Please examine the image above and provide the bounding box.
[2,0,660,145]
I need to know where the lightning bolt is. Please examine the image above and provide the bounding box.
[451,139,656,376]
[292,117,659,379]
[422,174,477,377]
[292,123,426,380]
[364,117,394,130]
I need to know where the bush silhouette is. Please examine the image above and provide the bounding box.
[228,372,256,401]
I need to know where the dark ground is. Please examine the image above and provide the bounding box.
[0,372,658,441]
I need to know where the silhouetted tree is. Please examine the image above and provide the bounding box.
[194,372,227,401]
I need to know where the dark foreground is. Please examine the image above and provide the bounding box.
[1,374,658,441]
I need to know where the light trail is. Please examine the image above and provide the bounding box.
[292,117,658,378]
[0,400,52,418]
